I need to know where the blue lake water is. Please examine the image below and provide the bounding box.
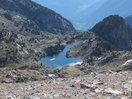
[40,41,83,69]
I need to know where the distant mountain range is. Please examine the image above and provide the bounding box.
[125,15,132,27]
[33,0,132,30]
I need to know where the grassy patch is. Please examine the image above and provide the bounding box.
[59,66,85,78]
[100,60,124,71]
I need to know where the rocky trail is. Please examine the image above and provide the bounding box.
[0,70,132,99]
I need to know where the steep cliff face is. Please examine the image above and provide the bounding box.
[91,15,132,50]
[0,0,75,34]
[125,15,132,27]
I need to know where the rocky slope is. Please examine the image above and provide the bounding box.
[0,0,77,83]
[0,0,75,34]
[0,29,55,67]
[0,69,132,99]
[125,15,132,27]
[0,29,61,83]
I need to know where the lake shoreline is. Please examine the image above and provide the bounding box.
[40,41,83,69]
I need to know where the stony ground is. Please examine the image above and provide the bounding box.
[0,70,132,99]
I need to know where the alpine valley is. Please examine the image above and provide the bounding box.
[0,0,132,99]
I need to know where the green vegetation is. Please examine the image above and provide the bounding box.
[101,61,124,71]
[56,66,85,78]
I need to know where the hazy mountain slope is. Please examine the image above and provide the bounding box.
[32,0,107,30]
[0,0,75,34]
[32,0,106,19]
[84,0,132,30]
[125,15,132,27]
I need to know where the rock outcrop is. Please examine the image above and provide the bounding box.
[44,44,65,56]
[91,15,132,50]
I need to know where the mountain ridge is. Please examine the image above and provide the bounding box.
[0,0,76,34]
